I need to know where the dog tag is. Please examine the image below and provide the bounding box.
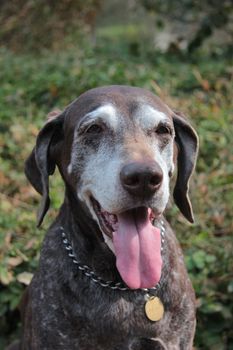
[145,296,164,322]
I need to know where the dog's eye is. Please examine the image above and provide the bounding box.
[156,124,172,135]
[85,124,103,134]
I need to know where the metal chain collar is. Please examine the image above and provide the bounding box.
[60,220,165,293]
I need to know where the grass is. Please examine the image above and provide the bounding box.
[0,41,232,349]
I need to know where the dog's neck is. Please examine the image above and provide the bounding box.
[64,187,100,240]
[59,187,119,280]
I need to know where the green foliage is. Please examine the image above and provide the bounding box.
[0,41,232,349]
[0,0,102,52]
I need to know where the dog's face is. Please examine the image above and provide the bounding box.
[69,101,174,227]
[25,86,198,289]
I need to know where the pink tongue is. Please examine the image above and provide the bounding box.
[113,208,162,289]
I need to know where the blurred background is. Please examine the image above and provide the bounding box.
[0,0,232,349]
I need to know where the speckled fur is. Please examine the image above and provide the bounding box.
[19,86,198,350]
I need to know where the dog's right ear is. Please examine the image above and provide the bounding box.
[25,111,65,227]
[173,112,199,223]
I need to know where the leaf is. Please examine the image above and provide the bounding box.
[7,256,23,267]
[192,250,206,270]
[0,267,13,285]
[16,272,33,285]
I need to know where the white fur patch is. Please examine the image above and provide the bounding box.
[136,103,175,178]
[136,105,168,130]
[78,143,124,214]
[82,104,118,130]
[67,163,72,174]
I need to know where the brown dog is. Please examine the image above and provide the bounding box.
[19,86,198,349]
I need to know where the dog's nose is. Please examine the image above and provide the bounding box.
[120,161,163,197]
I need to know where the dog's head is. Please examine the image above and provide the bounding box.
[25,86,198,289]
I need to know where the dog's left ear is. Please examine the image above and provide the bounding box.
[173,112,199,223]
[25,111,65,227]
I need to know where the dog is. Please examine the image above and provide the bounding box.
[19,85,198,349]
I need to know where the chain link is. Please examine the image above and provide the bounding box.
[60,219,165,293]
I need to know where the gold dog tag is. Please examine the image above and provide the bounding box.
[145,296,164,322]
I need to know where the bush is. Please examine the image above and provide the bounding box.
[0,0,102,51]
[0,43,232,349]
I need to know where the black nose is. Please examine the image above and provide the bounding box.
[120,161,163,197]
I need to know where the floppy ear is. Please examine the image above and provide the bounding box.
[173,112,199,223]
[25,112,65,227]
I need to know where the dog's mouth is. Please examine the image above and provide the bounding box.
[91,197,119,238]
[91,197,162,289]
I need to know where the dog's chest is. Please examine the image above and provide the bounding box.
[69,286,170,342]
